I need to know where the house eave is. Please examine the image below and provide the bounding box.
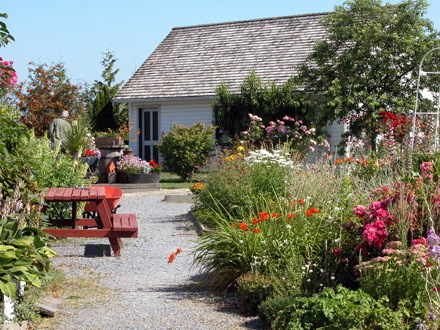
[112,95,216,103]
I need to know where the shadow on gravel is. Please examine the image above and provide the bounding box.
[84,244,112,257]
[139,274,267,330]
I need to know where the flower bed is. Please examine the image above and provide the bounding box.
[190,126,440,328]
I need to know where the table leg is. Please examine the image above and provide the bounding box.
[109,238,123,257]
[72,202,77,229]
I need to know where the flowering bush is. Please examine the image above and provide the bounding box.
[148,160,163,173]
[83,149,101,157]
[116,154,149,174]
[0,58,17,93]
[239,113,330,154]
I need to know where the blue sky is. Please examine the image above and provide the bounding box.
[2,0,440,87]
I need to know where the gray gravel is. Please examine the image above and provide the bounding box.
[46,195,265,330]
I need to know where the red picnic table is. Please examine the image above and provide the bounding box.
[42,187,138,256]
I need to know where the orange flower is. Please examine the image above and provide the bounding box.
[298,199,305,205]
[231,223,237,228]
[252,217,258,225]
[168,253,176,264]
[253,228,261,233]
[272,212,280,218]
[306,210,313,217]
[335,158,342,165]
[259,212,269,221]
[239,222,248,231]
[290,201,295,205]
[287,213,295,219]
[310,207,321,214]
[176,248,182,254]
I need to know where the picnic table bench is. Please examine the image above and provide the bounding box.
[42,187,138,256]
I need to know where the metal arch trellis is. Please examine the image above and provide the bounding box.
[410,47,440,155]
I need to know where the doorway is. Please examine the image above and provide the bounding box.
[139,108,159,162]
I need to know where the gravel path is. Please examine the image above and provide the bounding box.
[45,194,265,330]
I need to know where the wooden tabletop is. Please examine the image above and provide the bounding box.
[44,187,106,202]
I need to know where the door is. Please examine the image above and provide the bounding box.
[139,108,159,162]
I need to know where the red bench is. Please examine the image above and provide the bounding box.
[42,187,138,256]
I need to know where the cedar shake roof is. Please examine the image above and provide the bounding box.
[113,12,328,102]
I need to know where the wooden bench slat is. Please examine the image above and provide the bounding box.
[128,214,138,237]
[112,214,122,231]
[121,214,130,231]
[62,188,74,201]
[43,228,137,238]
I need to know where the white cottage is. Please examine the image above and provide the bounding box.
[113,12,345,161]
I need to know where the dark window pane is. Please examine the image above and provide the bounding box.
[153,145,159,163]
[144,145,151,161]
[153,111,158,141]
[144,111,151,141]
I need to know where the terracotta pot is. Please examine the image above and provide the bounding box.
[127,173,161,183]
[123,149,134,156]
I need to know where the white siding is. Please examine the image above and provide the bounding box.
[325,121,346,154]
[128,99,214,161]
[160,100,214,134]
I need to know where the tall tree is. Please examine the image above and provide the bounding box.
[14,62,84,136]
[90,50,127,131]
[296,0,440,150]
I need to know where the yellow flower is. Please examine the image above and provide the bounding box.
[237,146,245,152]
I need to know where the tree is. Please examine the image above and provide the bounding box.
[296,0,440,151]
[90,50,127,132]
[14,62,84,136]
[0,13,14,48]
[213,71,313,140]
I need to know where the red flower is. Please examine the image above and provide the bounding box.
[309,207,320,214]
[149,160,156,166]
[271,212,280,218]
[168,253,176,264]
[176,248,182,255]
[231,223,237,228]
[258,212,269,221]
[306,210,313,217]
[253,228,261,233]
[287,213,295,219]
[239,222,248,231]
[333,247,341,257]
[298,199,305,205]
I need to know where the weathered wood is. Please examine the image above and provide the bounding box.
[121,213,130,231]
[37,295,61,317]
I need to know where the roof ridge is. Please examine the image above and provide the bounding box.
[172,11,329,30]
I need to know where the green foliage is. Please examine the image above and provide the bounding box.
[213,71,314,139]
[0,13,14,48]
[296,0,440,150]
[89,50,127,131]
[64,115,93,156]
[157,122,216,180]
[22,132,88,219]
[259,285,411,329]
[0,184,56,299]
[358,254,427,317]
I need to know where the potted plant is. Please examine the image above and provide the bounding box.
[116,155,161,183]
[94,129,124,147]
[123,145,134,156]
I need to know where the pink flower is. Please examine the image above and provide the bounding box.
[353,205,367,218]
[333,247,341,257]
[309,146,315,152]
[376,209,389,218]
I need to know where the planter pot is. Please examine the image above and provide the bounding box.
[95,136,124,147]
[123,149,134,157]
[127,173,161,183]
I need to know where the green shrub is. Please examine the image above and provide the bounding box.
[259,285,411,330]
[157,122,216,180]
